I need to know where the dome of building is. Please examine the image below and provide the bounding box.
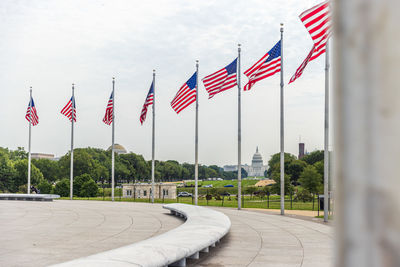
[107,144,127,154]
[251,146,263,167]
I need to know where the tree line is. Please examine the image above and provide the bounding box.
[0,146,246,196]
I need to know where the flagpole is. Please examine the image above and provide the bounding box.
[324,41,330,222]
[27,87,32,194]
[111,77,115,202]
[237,44,242,210]
[194,60,199,206]
[280,23,285,215]
[151,70,155,204]
[70,84,75,200]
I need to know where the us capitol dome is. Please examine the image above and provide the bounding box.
[223,146,268,177]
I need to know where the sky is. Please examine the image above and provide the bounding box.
[0,0,333,166]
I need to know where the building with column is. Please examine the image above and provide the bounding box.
[223,147,268,177]
[122,183,177,199]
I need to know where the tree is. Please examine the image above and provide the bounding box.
[13,159,44,192]
[9,147,28,160]
[0,150,16,192]
[287,160,308,185]
[299,165,322,195]
[37,179,52,194]
[301,150,324,165]
[267,153,296,177]
[33,158,60,182]
[270,163,292,195]
[80,179,98,197]
[54,178,70,197]
[73,174,93,197]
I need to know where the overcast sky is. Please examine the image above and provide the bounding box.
[0,0,333,166]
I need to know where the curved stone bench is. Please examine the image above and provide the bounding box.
[0,193,60,201]
[53,203,231,267]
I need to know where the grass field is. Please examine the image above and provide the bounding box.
[60,195,323,211]
[182,179,259,188]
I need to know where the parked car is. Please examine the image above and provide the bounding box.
[224,184,234,187]
[220,192,231,197]
[203,184,213,188]
[178,191,193,197]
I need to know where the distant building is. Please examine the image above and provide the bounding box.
[298,143,305,159]
[107,144,127,155]
[31,153,55,160]
[122,183,177,199]
[223,147,268,177]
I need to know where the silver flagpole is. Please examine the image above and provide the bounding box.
[27,87,32,194]
[151,70,155,204]
[111,77,115,202]
[194,60,199,205]
[70,84,75,200]
[237,44,242,210]
[280,23,285,215]
[324,41,330,222]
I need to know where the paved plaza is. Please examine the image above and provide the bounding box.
[0,200,333,266]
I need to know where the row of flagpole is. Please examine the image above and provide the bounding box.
[24,1,331,221]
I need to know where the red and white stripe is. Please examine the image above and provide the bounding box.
[102,93,114,125]
[60,97,76,122]
[244,54,281,91]
[171,83,196,114]
[202,68,236,99]
[289,0,331,83]
[140,93,153,124]
[25,105,39,126]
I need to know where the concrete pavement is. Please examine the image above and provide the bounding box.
[0,200,333,267]
[0,200,182,266]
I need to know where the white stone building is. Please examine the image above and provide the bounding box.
[122,183,177,199]
[223,147,268,177]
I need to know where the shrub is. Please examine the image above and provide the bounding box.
[80,179,98,197]
[54,179,70,197]
[37,180,52,194]
[73,174,92,197]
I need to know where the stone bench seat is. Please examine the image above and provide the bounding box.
[53,203,231,267]
[0,193,60,201]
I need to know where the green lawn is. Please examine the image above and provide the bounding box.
[60,195,322,211]
[182,179,259,188]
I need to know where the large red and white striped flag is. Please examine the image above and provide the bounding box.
[244,40,281,91]
[202,58,237,99]
[171,72,197,114]
[140,81,154,124]
[60,96,76,122]
[102,92,114,125]
[25,97,39,126]
[289,0,332,84]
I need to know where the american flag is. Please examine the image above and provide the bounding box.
[171,72,197,114]
[102,91,114,125]
[60,96,76,122]
[140,81,154,124]
[244,40,281,91]
[289,0,331,84]
[25,97,39,126]
[202,58,237,99]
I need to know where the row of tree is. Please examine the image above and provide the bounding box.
[0,146,246,195]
